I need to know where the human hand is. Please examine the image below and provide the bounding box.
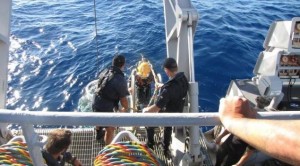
[120,107,128,113]
[215,137,221,145]
[155,83,163,89]
[73,159,82,166]
[70,157,82,166]
[142,108,149,113]
[128,87,132,94]
[219,96,256,129]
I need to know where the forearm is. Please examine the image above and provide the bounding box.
[148,105,161,113]
[215,128,229,144]
[225,118,300,165]
[144,105,161,113]
[72,158,82,166]
[120,97,128,112]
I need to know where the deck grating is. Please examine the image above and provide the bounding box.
[15,127,213,166]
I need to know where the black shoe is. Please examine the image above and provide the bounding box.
[147,142,154,150]
[96,128,105,141]
[163,148,172,159]
[137,105,141,111]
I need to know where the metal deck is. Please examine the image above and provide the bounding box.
[14,127,213,166]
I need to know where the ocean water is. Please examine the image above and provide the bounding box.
[7,0,300,115]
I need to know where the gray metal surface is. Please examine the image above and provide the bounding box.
[14,127,214,166]
[0,0,11,109]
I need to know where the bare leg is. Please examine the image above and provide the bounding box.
[105,127,115,145]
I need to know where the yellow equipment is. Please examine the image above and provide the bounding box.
[137,62,151,79]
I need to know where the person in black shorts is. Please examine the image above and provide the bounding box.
[92,55,129,145]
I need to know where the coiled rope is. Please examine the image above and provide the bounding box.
[0,141,33,166]
[94,141,161,166]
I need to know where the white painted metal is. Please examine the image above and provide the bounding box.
[130,69,137,112]
[254,18,300,78]
[20,124,45,166]
[163,0,201,164]
[263,17,300,53]
[1,110,300,127]
[0,0,11,109]
[187,13,195,82]
[2,109,300,126]
[111,131,140,143]
[0,0,14,158]
[188,82,202,164]
[163,0,198,79]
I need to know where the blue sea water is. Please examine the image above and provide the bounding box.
[7,0,300,115]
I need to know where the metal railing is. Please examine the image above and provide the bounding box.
[1,109,300,165]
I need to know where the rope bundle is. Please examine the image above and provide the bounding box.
[0,141,33,166]
[94,141,161,166]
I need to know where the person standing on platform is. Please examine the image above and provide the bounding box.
[143,57,188,158]
[92,54,129,145]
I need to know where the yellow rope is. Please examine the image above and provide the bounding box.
[94,141,161,166]
[0,141,33,166]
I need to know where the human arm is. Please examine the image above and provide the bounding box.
[143,85,169,113]
[118,77,129,112]
[155,83,164,89]
[143,104,161,113]
[65,152,82,166]
[214,128,230,145]
[72,158,82,166]
[120,96,129,112]
[219,96,300,165]
[233,147,254,166]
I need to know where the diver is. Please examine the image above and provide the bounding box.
[129,58,155,111]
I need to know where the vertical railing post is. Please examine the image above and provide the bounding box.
[21,124,44,165]
[187,11,203,165]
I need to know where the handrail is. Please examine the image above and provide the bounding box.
[1,109,300,165]
[1,109,300,126]
[0,34,9,44]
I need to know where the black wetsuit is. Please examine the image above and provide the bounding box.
[135,73,154,106]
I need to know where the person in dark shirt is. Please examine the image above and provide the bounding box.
[92,54,129,145]
[143,57,188,158]
[215,130,255,166]
[42,129,82,166]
